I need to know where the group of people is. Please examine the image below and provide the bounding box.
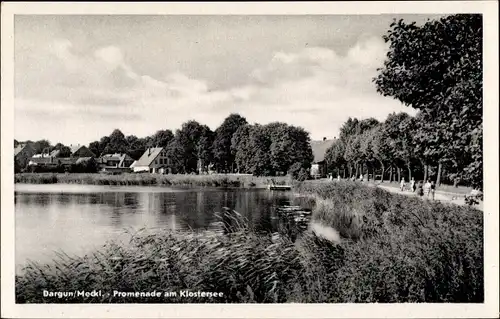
[327,174,436,200]
[400,177,436,200]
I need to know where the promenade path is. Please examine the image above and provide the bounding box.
[309,178,483,211]
[371,182,484,211]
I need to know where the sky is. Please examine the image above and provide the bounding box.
[14,14,444,145]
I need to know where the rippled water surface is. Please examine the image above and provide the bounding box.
[15,184,313,272]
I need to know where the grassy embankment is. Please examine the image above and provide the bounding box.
[14,173,290,188]
[15,181,483,303]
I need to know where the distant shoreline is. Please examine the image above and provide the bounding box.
[14,172,292,188]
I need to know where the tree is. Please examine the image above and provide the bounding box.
[102,129,129,154]
[32,139,51,154]
[231,124,253,173]
[197,126,215,173]
[359,129,376,181]
[98,136,110,156]
[127,136,147,160]
[169,120,209,173]
[339,117,359,143]
[374,14,483,189]
[166,137,187,174]
[50,143,71,157]
[213,114,248,172]
[344,135,362,178]
[265,122,313,175]
[383,112,414,182]
[246,125,272,176]
[370,125,392,182]
[151,130,174,148]
[88,141,101,158]
[325,139,346,178]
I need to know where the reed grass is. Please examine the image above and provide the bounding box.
[15,181,483,303]
[14,173,291,188]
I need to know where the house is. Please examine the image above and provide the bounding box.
[50,149,61,157]
[310,137,335,179]
[69,144,95,158]
[27,155,80,173]
[29,156,78,167]
[133,147,170,174]
[98,153,134,173]
[14,143,36,170]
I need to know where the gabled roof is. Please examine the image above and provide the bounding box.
[134,147,164,167]
[14,143,34,156]
[50,149,61,157]
[14,146,24,156]
[99,153,133,167]
[70,144,84,154]
[310,139,335,163]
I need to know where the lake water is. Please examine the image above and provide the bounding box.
[15,184,313,273]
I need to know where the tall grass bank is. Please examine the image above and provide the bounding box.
[15,181,483,303]
[14,173,290,188]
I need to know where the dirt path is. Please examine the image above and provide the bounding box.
[374,183,484,211]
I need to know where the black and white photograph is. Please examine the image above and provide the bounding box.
[1,2,498,318]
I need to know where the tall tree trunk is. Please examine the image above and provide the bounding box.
[380,162,385,183]
[397,167,401,183]
[355,164,359,178]
[407,164,412,181]
[389,165,393,182]
[436,161,443,186]
[423,164,428,182]
[343,167,346,178]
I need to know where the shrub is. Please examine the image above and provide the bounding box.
[293,180,484,302]
[296,168,310,182]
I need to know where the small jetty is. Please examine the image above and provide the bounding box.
[267,184,292,191]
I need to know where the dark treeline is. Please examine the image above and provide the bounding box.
[17,114,314,177]
[327,14,482,190]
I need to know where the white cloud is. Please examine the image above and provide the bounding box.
[15,36,415,145]
[94,46,125,69]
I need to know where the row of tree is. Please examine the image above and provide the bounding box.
[79,114,313,176]
[326,14,482,190]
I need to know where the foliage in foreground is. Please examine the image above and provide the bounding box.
[14,173,290,188]
[296,181,483,302]
[16,182,483,303]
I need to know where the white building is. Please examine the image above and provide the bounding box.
[133,147,170,174]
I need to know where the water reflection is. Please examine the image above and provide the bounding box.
[15,185,314,273]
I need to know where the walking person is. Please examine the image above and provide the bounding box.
[410,177,416,192]
[417,181,424,197]
[400,177,406,192]
[424,180,432,198]
[430,180,436,200]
